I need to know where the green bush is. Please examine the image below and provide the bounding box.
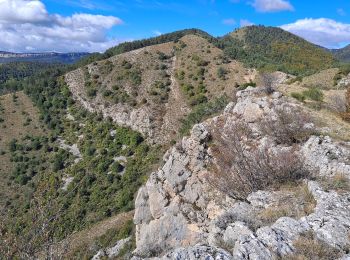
[86,88,97,98]
[217,67,228,80]
[303,87,324,102]
[291,92,306,102]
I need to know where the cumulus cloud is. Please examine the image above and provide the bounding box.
[251,0,294,13]
[0,0,48,23]
[281,18,350,48]
[0,0,123,52]
[222,18,236,25]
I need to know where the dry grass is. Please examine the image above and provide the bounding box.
[319,174,350,193]
[46,211,134,258]
[284,231,343,260]
[276,79,350,141]
[301,68,339,90]
[257,184,316,226]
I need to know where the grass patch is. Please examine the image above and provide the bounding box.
[302,87,324,102]
[285,231,344,260]
[319,174,350,193]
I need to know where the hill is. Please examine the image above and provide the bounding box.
[0,52,89,64]
[217,25,336,76]
[331,44,350,62]
[65,34,255,144]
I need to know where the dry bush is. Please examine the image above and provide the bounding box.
[260,73,277,94]
[285,231,343,260]
[259,107,315,145]
[208,121,310,201]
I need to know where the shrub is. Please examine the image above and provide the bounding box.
[86,88,97,98]
[217,67,228,80]
[259,107,315,145]
[260,73,276,94]
[303,87,324,102]
[291,92,306,102]
[208,121,310,201]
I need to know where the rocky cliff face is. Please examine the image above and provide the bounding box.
[132,88,350,259]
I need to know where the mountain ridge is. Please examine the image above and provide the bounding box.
[0,51,89,64]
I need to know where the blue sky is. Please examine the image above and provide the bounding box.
[1,0,350,52]
[43,0,350,39]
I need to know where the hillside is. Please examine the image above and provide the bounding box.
[331,44,350,62]
[65,34,256,144]
[218,25,336,76]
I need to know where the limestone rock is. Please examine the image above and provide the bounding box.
[133,87,350,259]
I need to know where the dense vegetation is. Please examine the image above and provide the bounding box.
[0,62,66,95]
[0,65,161,258]
[217,26,336,76]
[103,29,216,59]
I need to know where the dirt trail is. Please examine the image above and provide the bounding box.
[159,56,191,142]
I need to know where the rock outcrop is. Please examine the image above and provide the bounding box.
[133,88,350,259]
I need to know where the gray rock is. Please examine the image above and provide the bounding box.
[146,172,169,219]
[134,214,201,258]
[159,245,233,260]
[133,87,350,259]
[304,181,350,250]
[302,136,350,177]
[255,218,308,256]
[232,234,274,260]
[223,222,253,247]
[134,186,152,225]
[92,237,130,259]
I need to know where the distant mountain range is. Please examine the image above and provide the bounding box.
[0,51,89,64]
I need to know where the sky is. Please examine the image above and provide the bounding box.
[1,0,350,53]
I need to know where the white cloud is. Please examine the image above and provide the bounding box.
[281,18,350,48]
[222,18,236,25]
[0,0,123,52]
[251,0,294,13]
[240,19,254,27]
[0,0,48,23]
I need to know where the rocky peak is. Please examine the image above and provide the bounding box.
[132,87,350,259]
